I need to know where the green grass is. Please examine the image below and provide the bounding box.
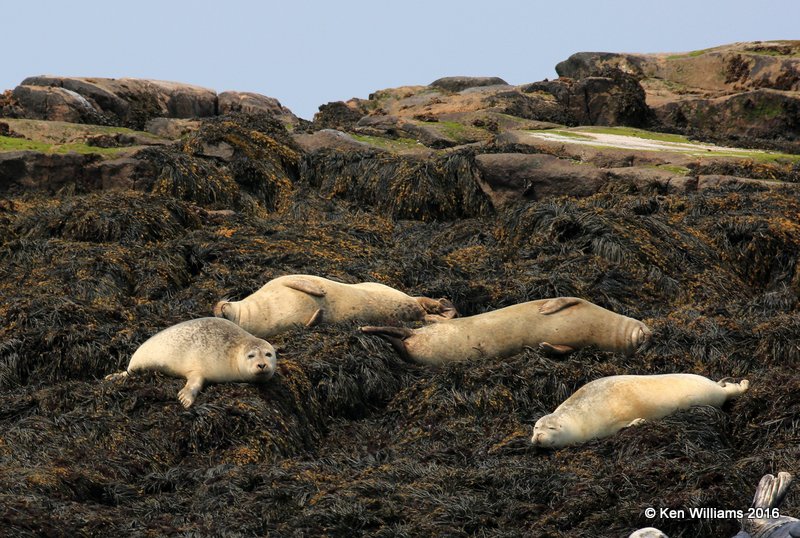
[666,47,716,60]
[435,121,469,140]
[524,127,800,163]
[350,134,422,151]
[3,118,163,140]
[529,129,594,140]
[575,126,693,143]
[742,101,784,120]
[0,135,131,156]
[0,136,51,152]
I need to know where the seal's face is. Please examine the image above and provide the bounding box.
[240,342,277,380]
[531,416,566,448]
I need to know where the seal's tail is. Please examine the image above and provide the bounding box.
[361,326,413,362]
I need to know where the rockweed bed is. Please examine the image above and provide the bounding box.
[1,115,799,537]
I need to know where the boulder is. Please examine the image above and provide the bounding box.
[474,153,607,207]
[218,91,299,127]
[430,76,510,92]
[144,118,201,139]
[11,85,109,124]
[292,129,371,154]
[13,76,218,128]
[312,101,366,131]
[522,69,652,127]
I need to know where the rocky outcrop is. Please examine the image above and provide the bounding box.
[12,76,217,129]
[554,41,800,150]
[656,89,800,145]
[430,76,509,92]
[293,129,371,154]
[3,76,298,131]
[218,91,300,128]
[521,69,652,127]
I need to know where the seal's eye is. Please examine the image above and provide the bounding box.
[265,351,273,357]
[247,353,256,359]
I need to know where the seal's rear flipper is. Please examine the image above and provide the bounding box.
[539,297,582,315]
[720,378,750,397]
[436,298,459,319]
[752,472,793,510]
[283,278,327,297]
[415,297,459,319]
[306,308,324,327]
[361,326,413,362]
[539,342,575,356]
[740,472,799,537]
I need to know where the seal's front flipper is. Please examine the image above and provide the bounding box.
[538,297,582,315]
[626,418,647,428]
[539,342,575,356]
[105,371,129,382]
[306,308,324,327]
[283,278,327,297]
[178,375,204,408]
[361,326,413,362]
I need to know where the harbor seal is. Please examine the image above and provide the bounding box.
[629,529,669,538]
[734,472,800,538]
[531,374,749,449]
[214,274,457,338]
[105,317,276,408]
[361,297,650,364]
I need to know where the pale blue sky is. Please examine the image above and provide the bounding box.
[4,1,798,120]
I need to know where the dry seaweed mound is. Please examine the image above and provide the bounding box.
[138,112,300,213]
[1,129,800,536]
[300,148,493,221]
[11,191,201,244]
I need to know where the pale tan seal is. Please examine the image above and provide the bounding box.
[361,297,650,364]
[214,274,457,338]
[531,374,750,449]
[105,317,276,408]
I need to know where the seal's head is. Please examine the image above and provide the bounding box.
[531,414,569,448]
[214,299,237,322]
[238,340,277,381]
